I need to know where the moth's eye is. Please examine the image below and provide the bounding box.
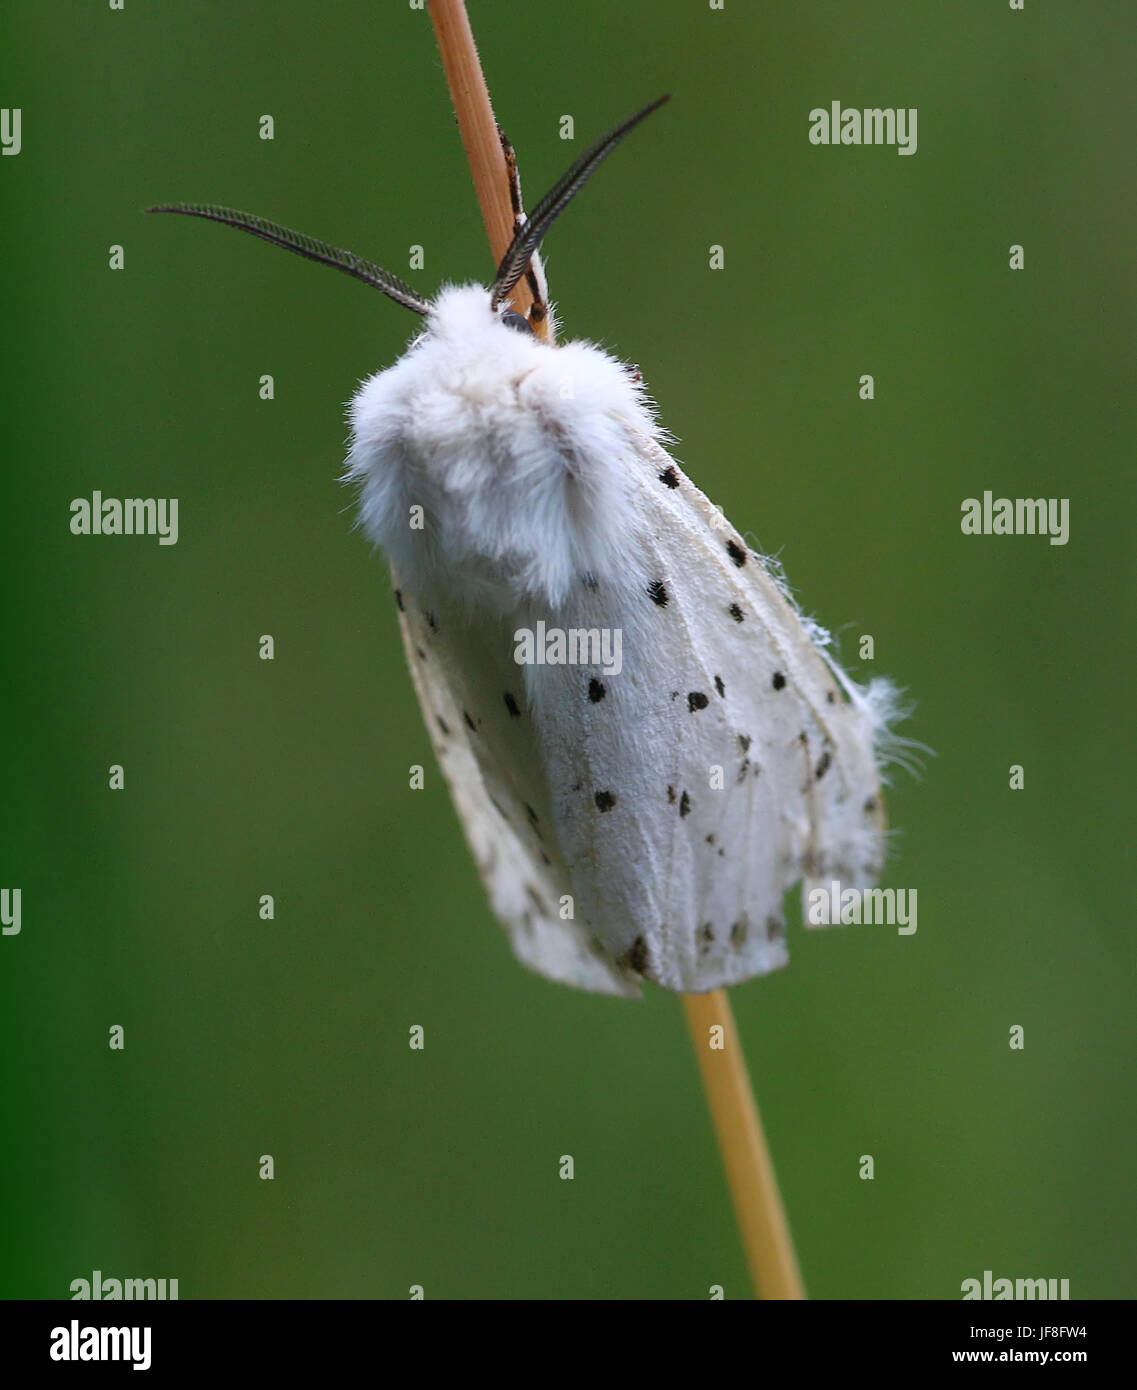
[501,310,534,336]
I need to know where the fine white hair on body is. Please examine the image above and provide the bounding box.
[345,284,657,612]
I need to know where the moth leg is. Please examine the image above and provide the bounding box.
[497,124,550,332]
[498,124,526,223]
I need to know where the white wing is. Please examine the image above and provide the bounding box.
[520,431,889,993]
[391,566,642,997]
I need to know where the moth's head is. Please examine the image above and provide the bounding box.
[420,284,547,359]
[499,310,538,337]
[145,96,668,344]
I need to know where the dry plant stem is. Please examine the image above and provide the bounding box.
[427,0,799,1304]
[683,989,806,1300]
[427,0,540,328]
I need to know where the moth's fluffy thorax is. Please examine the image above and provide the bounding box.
[345,284,659,609]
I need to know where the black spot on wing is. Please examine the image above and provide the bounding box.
[463,709,477,733]
[588,678,606,703]
[815,750,831,780]
[394,589,404,611]
[728,602,744,623]
[772,671,787,691]
[726,539,747,567]
[647,580,669,606]
[667,784,676,804]
[503,691,521,717]
[594,790,617,812]
[627,935,649,974]
[658,466,680,488]
[738,734,751,752]
[679,791,691,818]
[714,675,725,697]
[731,914,750,947]
[688,691,709,712]
[436,715,451,737]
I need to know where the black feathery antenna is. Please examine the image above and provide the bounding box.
[490,95,670,311]
[146,203,430,315]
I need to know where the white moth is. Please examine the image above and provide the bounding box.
[150,98,902,997]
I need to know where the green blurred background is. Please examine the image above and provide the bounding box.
[2,1,1133,1300]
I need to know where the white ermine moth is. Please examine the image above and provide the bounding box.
[150,97,903,997]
